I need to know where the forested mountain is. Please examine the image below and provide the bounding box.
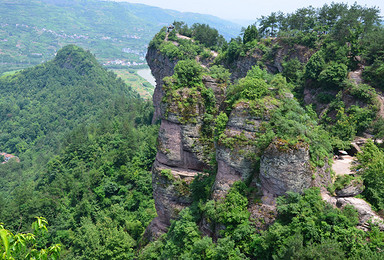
[0,45,158,258]
[0,0,241,74]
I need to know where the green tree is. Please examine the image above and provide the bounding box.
[318,62,348,88]
[243,24,259,44]
[0,217,61,260]
[191,23,224,49]
[304,51,325,80]
[173,59,203,88]
[259,12,279,37]
[356,140,384,211]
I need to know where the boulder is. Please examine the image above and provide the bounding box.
[335,179,364,197]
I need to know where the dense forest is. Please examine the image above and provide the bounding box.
[1,2,384,260]
[0,45,158,258]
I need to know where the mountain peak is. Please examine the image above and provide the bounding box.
[53,45,99,71]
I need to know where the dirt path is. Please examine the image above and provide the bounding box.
[348,67,363,85]
[332,155,355,176]
[376,90,384,118]
[176,33,193,41]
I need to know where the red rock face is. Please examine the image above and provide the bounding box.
[145,49,214,239]
[146,47,178,124]
[144,41,325,240]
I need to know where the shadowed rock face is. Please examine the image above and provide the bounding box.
[260,141,312,201]
[147,160,202,240]
[146,47,178,124]
[145,49,221,240]
[335,179,364,197]
[229,42,313,81]
[145,114,209,239]
[213,102,266,199]
[156,119,206,170]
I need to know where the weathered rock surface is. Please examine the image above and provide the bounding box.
[146,161,204,240]
[212,102,266,199]
[146,48,221,239]
[145,37,329,240]
[260,140,312,200]
[202,75,226,110]
[335,178,364,197]
[229,42,313,81]
[322,192,384,230]
[157,119,207,170]
[248,203,277,231]
[146,46,178,123]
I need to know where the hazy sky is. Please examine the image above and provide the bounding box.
[111,0,383,22]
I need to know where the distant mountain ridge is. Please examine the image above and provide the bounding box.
[0,0,241,74]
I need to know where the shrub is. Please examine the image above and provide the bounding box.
[304,51,325,80]
[318,62,348,88]
[173,59,203,88]
[209,65,231,83]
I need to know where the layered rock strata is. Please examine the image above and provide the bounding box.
[260,140,312,202]
[146,40,331,238]
[146,46,178,123]
[213,101,268,200]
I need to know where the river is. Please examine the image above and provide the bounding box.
[137,68,156,87]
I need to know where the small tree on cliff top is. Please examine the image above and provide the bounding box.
[174,59,203,88]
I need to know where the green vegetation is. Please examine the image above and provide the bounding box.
[0,217,61,259]
[354,140,384,211]
[0,45,158,258]
[219,3,383,144]
[111,68,154,99]
[162,59,218,125]
[150,21,227,62]
[139,3,384,259]
[225,66,332,167]
[0,0,241,75]
[0,45,138,155]
[141,186,384,259]
[2,2,384,259]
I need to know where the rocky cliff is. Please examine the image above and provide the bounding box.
[145,36,333,239]
[146,46,179,124]
[229,41,313,80]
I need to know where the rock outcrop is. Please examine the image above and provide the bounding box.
[335,178,364,197]
[323,193,384,230]
[145,49,224,239]
[145,35,332,239]
[147,161,204,239]
[260,140,312,201]
[146,100,210,239]
[229,41,313,81]
[213,101,271,199]
[146,46,178,123]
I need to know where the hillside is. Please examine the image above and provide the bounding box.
[0,0,241,74]
[0,44,143,156]
[0,45,158,258]
[140,3,384,259]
